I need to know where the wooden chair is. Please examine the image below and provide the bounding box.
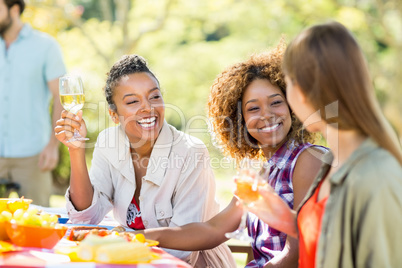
[226,240,254,264]
[0,178,20,198]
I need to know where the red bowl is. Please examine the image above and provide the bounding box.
[6,221,67,249]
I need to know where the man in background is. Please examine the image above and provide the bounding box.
[0,0,66,206]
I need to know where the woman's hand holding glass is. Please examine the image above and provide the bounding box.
[225,159,270,242]
[57,75,89,143]
[244,174,299,238]
[55,110,88,148]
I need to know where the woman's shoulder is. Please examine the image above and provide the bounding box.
[284,141,327,164]
[167,124,208,152]
[294,142,328,153]
[344,148,402,211]
[337,145,401,205]
[288,142,328,182]
[97,125,120,137]
[291,143,328,178]
[350,147,401,183]
[95,126,123,147]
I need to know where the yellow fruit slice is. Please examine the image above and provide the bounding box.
[0,241,19,253]
[77,234,126,261]
[7,198,31,214]
[55,246,85,262]
[95,241,159,264]
[134,233,146,243]
[144,239,159,247]
[0,202,9,213]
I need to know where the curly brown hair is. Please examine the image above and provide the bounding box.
[208,41,319,161]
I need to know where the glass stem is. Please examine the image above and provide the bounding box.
[238,209,248,230]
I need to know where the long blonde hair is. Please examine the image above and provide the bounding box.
[283,21,402,165]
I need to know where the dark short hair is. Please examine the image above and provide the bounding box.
[5,0,25,14]
[104,54,159,111]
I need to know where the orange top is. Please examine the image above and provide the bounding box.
[297,180,328,268]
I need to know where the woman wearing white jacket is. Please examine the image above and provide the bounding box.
[54,54,235,267]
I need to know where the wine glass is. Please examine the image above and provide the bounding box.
[59,75,89,142]
[225,158,270,242]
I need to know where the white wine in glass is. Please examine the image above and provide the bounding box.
[59,94,85,114]
[59,75,89,142]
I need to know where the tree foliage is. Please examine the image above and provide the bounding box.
[23,0,402,194]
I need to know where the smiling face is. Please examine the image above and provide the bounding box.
[110,72,165,146]
[242,79,292,149]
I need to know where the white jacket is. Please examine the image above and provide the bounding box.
[65,121,235,267]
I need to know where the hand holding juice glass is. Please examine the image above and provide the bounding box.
[225,159,270,242]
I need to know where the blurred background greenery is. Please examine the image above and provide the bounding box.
[22,0,401,206]
[19,0,401,266]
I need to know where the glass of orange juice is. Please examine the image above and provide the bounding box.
[225,159,270,242]
[235,172,267,205]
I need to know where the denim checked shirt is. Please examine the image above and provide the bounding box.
[246,140,327,267]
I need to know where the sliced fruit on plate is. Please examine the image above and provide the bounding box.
[123,233,159,247]
[0,241,21,253]
[95,241,160,264]
[67,228,159,247]
[77,234,127,261]
[54,246,82,262]
[68,228,110,242]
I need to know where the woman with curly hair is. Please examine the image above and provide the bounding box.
[142,42,327,267]
[54,55,236,267]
